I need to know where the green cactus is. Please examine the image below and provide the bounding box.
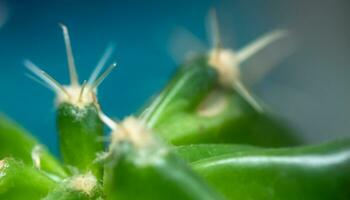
[0,12,349,200]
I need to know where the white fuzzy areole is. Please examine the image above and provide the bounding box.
[208,48,240,88]
[109,117,167,165]
[56,85,96,107]
[113,117,154,149]
[70,172,97,196]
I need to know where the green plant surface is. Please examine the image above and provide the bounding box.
[140,56,300,147]
[0,20,345,200]
[57,103,104,178]
[175,143,261,163]
[189,139,350,200]
[0,114,67,177]
[141,56,218,124]
[103,117,223,200]
[0,158,58,200]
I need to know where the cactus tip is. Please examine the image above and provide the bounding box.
[26,25,117,107]
[100,113,156,150]
[102,116,168,166]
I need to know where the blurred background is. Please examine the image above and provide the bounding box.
[0,0,349,154]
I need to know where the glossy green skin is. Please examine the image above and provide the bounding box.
[57,103,103,178]
[141,56,300,147]
[44,190,91,200]
[0,158,57,199]
[189,139,350,200]
[0,114,67,177]
[141,56,218,124]
[175,144,260,163]
[104,142,223,200]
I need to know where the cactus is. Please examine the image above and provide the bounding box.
[0,12,349,200]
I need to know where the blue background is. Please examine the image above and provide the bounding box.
[0,0,349,155]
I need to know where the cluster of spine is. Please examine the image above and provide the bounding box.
[0,11,349,200]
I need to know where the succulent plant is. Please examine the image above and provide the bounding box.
[0,11,349,200]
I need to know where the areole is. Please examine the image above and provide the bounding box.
[25,24,116,108]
